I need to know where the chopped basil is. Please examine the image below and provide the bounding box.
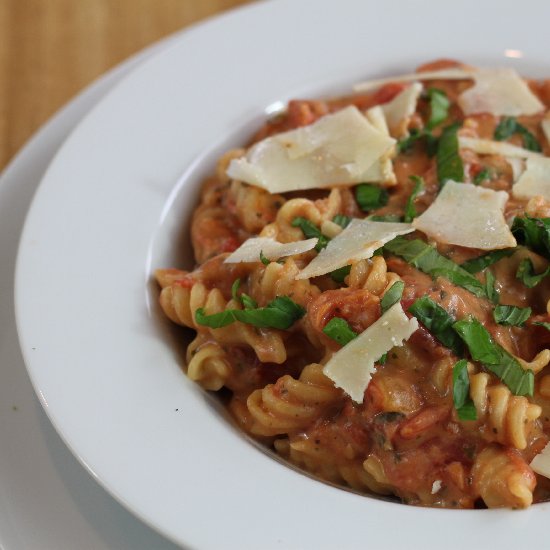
[403,175,424,223]
[259,250,270,265]
[516,258,550,288]
[460,249,515,274]
[291,217,329,252]
[240,293,258,310]
[484,270,500,305]
[426,88,450,130]
[436,123,464,186]
[231,278,240,301]
[332,214,352,229]
[473,168,491,185]
[511,216,550,260]
[397,128,426,153]
[385,237,486,298]
[380,281,405,313]
[378,352,388,365]
[452,317,534,396]
[330,264,351,283]
[355,183,389,211]
[195,296,305,330]
[534,321,550,331]
[494,117,542,152]
[452,359,477,421]
[493,305,532,326]
[322,317,358,346]
[368,214,403,222]
[408,296,463,355]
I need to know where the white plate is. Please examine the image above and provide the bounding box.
[14,0,550,548]
[0,36,180,549]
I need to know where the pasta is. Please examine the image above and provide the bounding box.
[156,59,550,508]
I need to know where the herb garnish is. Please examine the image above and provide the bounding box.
[511,216,550,260]
[322,317,358,346]
[408,296,463,355]
[385,237,486,297]
[452,359,477,421]
[380,281,405,313]
[452,317,534,396]
[291,217,329,252]
[493,305,532,327]
[426,88,450,130]
[355,183,389,211]
[332,214,352,229]
[473,168,491,185]
[516,258,550,288]
[231,278,258,309]
[460,249,515,274]
[436,123,464,186]
[195,296,305,330]
[494,117,542,152]
[368,214,403,222]
[534,321,550,331]
[259,250,271,265]
[403,175,424,223]
[484,270,500,305]
[330,265,351,283]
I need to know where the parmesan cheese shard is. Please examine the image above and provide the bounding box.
[364,105,397,184]
[512,157,550,201]
[530,441,550,479]
[506,157,525,182]
[224,237,317,263]
[226,106,396,193]
[381,82,423,138]
[459,137,543,159]
[542,115,550,146]
[458,68,544,116]
[323,302,418,403]
[353,68,472,92]
[412,181,516,250]
[295,219,414,280]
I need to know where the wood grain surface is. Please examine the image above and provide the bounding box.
[0,0,255,171]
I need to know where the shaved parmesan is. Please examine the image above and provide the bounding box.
[512,157,550,201]
[382,82,423,137]
[459,137,542,159]
[224,237,317,263]
[531,442,550,479]
[542,115,550,146]
[295,219,414,280]
[323,302,418,403]
[431,480,443,494]
[506,157,525,182]
[459,68,544,116]
[226,106,395,193]
[364,105,397,184]
[412,181,516,250]
[353,68,472,92]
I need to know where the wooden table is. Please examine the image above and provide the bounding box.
[0,0,255,171]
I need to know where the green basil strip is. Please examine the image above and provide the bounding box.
[494,117,542,152]
[368,214,403,222]
[426,88,450,130]
[196,296,305,330]
[408,296,463,355]
[473,168,491,185]
[397,128,426,153]
[511,216,550,260]
[240,293,258,310]
[484,270,500,305]
[436,123,464,186]
[332,214,352,229]
[231,278,240,301]
[452,317,534,396]
[330,264,351,283]
[385,237,486,298]
[493,305,532,327]
[460,249,515,274]
[322,317,358,346]
[355,183,389,211]
[380,281,405,313]
[378,352,388,365]
[403,175,424,223]
[534,321,550,331]
[291,217,329,252]
[452,359,477,421]
[259,250,271,265]
[516,258,550,288]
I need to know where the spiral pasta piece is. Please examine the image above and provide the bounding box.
[472,445,536,508]
[186,335,233,391]
[347,256,401,296]
[246,363,343,436]
[159,281,287,363]
[469,373,542,450]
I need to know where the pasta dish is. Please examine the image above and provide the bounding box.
[155,60,550,508]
